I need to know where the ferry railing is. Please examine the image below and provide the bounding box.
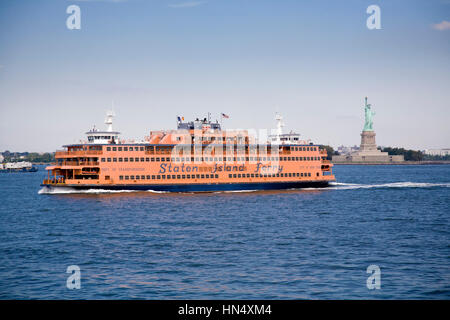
[43,178,65,185]
[55,150,103,157]
[55,161,99,166]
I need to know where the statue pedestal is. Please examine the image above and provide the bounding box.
[360,131,378,153]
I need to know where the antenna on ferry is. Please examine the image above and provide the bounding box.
[274,112,284,145]
[105,109,115,132]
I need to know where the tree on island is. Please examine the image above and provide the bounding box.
[319,145,338,160]
[378,147,424,161]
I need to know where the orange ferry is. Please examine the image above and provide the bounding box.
[41,111,335,192]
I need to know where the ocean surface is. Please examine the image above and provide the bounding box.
[0,165,449,299]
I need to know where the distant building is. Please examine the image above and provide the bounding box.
[424,149,450,156]
[336,145,359,155]
[0,155,4,163]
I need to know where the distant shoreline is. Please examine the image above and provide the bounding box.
[333,161,450,165]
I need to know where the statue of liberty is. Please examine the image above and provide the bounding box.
[363,97,375,131]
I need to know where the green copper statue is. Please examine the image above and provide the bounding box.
[363,97,375,131]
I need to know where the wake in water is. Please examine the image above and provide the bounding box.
[38,187,168,195]
[326,181,450,190]
[38,181,450,195]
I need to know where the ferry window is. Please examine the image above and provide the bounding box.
[113,147,117,151]
[316,173,319,177]
[151,158,155,162]
[289,173,292,177]
[124,158,128,162]
[229,174,232,178]
[119,176,123,180]
[157,175,161,179]
[156,157,160,161]
[300,173,303,177]
[167,175,171,179]
[107,147,111,151]
[124,147,128,151]
[125,176,129,180]
[296,173,299,177]
[146,158,149,162]
[205,174,209,178]
[147,175,151,179]
[119,158,123,162]
[308,173,311,177]
[166,157,170,162]
[101,158,105,162]
[201,174,205,179]
[141,158,144,162]
[131,175,135,180]
[196,174,200,179]
[135,158,139,162]
[162,175,166,179]
[176,175,180,179]
[191,157,194,162]
[140,147,144,151]
[150,175,154,179]
[182,175,186,179]
[233,174,237,178]
[135,147,139,151]
[118,147,122,151]
[107,158,111,162]
[136,176,140,180]
[130,158,134,162]
[113,158,117,162]
[276,173,280,177]
[141,175,145,179]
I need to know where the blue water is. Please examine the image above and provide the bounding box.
[0,165,449,299]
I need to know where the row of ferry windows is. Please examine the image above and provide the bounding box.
[107,146,144,152]
[119,174,219,180]
[102,156,321,163]
[229,172,313,178]
[105,146,318,152]
[117,172,313,180]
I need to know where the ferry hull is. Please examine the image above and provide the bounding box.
[41,181,331,193]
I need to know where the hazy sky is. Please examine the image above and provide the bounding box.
[0,0,449,152]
